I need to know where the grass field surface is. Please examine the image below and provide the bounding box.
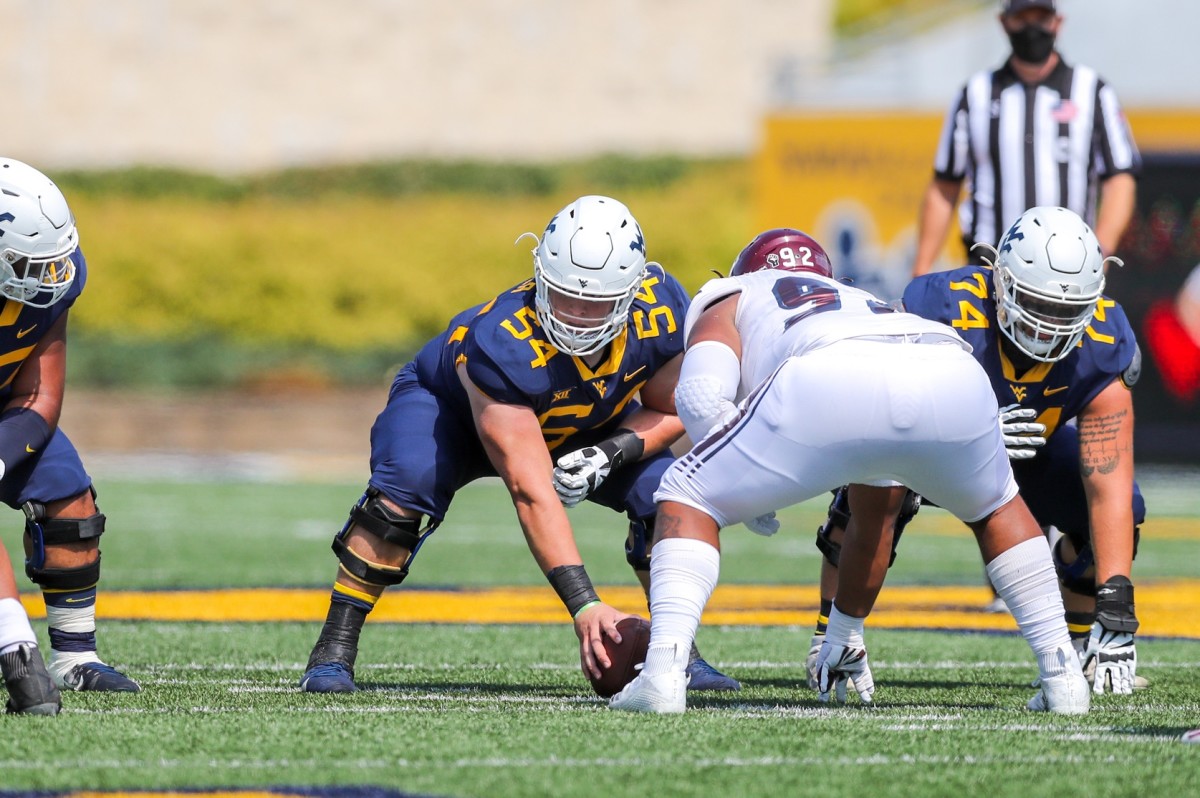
[0,467,1198,797]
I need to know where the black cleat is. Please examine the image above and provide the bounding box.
[2,644,62,715]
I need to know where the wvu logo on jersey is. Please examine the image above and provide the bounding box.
[553,388,573,402]
[592,380,608,398]
[1010,385,1028,402]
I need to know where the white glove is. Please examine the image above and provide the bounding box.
[998,403,1046,460]
[553,446,613,508]
[743,511,779,537]
[1084,622,1138,695]
[815,641,875,704]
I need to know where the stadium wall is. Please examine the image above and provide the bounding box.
[3,0,832,172]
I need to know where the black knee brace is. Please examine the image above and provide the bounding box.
[1052,536,1096,597]
[23,495,106,589]
[625,516,653,571]
[815,486,920,569]
[332,487,438,587]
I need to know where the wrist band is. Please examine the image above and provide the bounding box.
[546,564,600,617]
[595,429,644,472]
[572,600,602,619]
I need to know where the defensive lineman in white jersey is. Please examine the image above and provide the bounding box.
[609,228,1090,715]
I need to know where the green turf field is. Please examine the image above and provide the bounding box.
[1,466,1198,797]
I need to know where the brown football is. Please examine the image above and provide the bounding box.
[589,615,652,698]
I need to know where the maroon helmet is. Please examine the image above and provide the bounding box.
[729,228,833,278]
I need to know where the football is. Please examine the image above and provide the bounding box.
[589,615,652,698]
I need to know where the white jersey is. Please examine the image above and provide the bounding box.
[685,270,970,394]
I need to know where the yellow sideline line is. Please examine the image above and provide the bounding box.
[18,582,1200,639]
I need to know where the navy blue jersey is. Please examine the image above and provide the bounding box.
[903,264,1138,438]
[410,263,690,452]
[0,248,86,404]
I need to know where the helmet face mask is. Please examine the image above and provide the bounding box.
[993,206,1107,363]
[730,228,833,278]
[0,158,79,308]
[530,195,647,356]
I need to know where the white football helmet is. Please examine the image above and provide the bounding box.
[529,195,647,356]
[0,158,78,308]
[992,206,1114,363]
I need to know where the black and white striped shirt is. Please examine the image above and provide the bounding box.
[933,57,1141,253]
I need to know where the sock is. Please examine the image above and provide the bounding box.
[0,597,38,654]
[814,598,833,635]
[307,585,376,670]
[1065,610,1095,644]
[986,537,1078,676]
[44,585,99,661]
[642,538,719,676]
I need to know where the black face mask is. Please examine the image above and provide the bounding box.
[1008,25,1056,64]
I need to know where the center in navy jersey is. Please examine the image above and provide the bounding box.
[410,263,690,452]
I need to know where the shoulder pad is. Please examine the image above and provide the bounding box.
[683,276,743,340]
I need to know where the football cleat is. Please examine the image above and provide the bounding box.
[1027,672,1090,715]
[59,661,141,693]
[300,661,358,693]
[983,595,1008,614]
[608,670,688,714]
[1,644,62,715]
[685,655,740,691]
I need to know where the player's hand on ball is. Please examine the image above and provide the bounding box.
[553,446,613,507]
[998,404,1046,460]
[815,641,875,704]
[743,511,780,537]
[573,601,630,680]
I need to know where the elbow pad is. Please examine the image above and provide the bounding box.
[675,340,741,443]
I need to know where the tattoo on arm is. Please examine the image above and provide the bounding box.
[1078,408,1128,477]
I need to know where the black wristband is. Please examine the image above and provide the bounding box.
[0,408,52,476]
[595,429,644,472]
[546,564,600,618]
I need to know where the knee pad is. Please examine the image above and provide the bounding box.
[625,516,653,571]
[815,487,851,568]
[23,497,106,589]
[1052,536,1096,597]
[815,486,918,569]
[332,487,439,587]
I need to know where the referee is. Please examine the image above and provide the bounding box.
[912,0,1141,276]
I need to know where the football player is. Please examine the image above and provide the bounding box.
[609,228,1088,714]
[0,158,139,694]
[300,195,739,693]
[807,207,1144,695]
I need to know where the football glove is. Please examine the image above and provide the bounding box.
[998,404,1046,460]
[743,511,779,537]
[1085,576,1140,695]
[815,641,875,704]
[553,447,614,508]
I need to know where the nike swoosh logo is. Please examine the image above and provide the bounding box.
[25,445,36,453]
[64,597,90,603]
[16,325,37,338]
[623,366,648,383]
[1043,385,1068,396]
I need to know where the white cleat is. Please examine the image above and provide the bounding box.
[608,670,688,714]
[1027,672,1091,715]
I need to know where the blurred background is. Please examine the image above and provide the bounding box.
[4,0,1197,469]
